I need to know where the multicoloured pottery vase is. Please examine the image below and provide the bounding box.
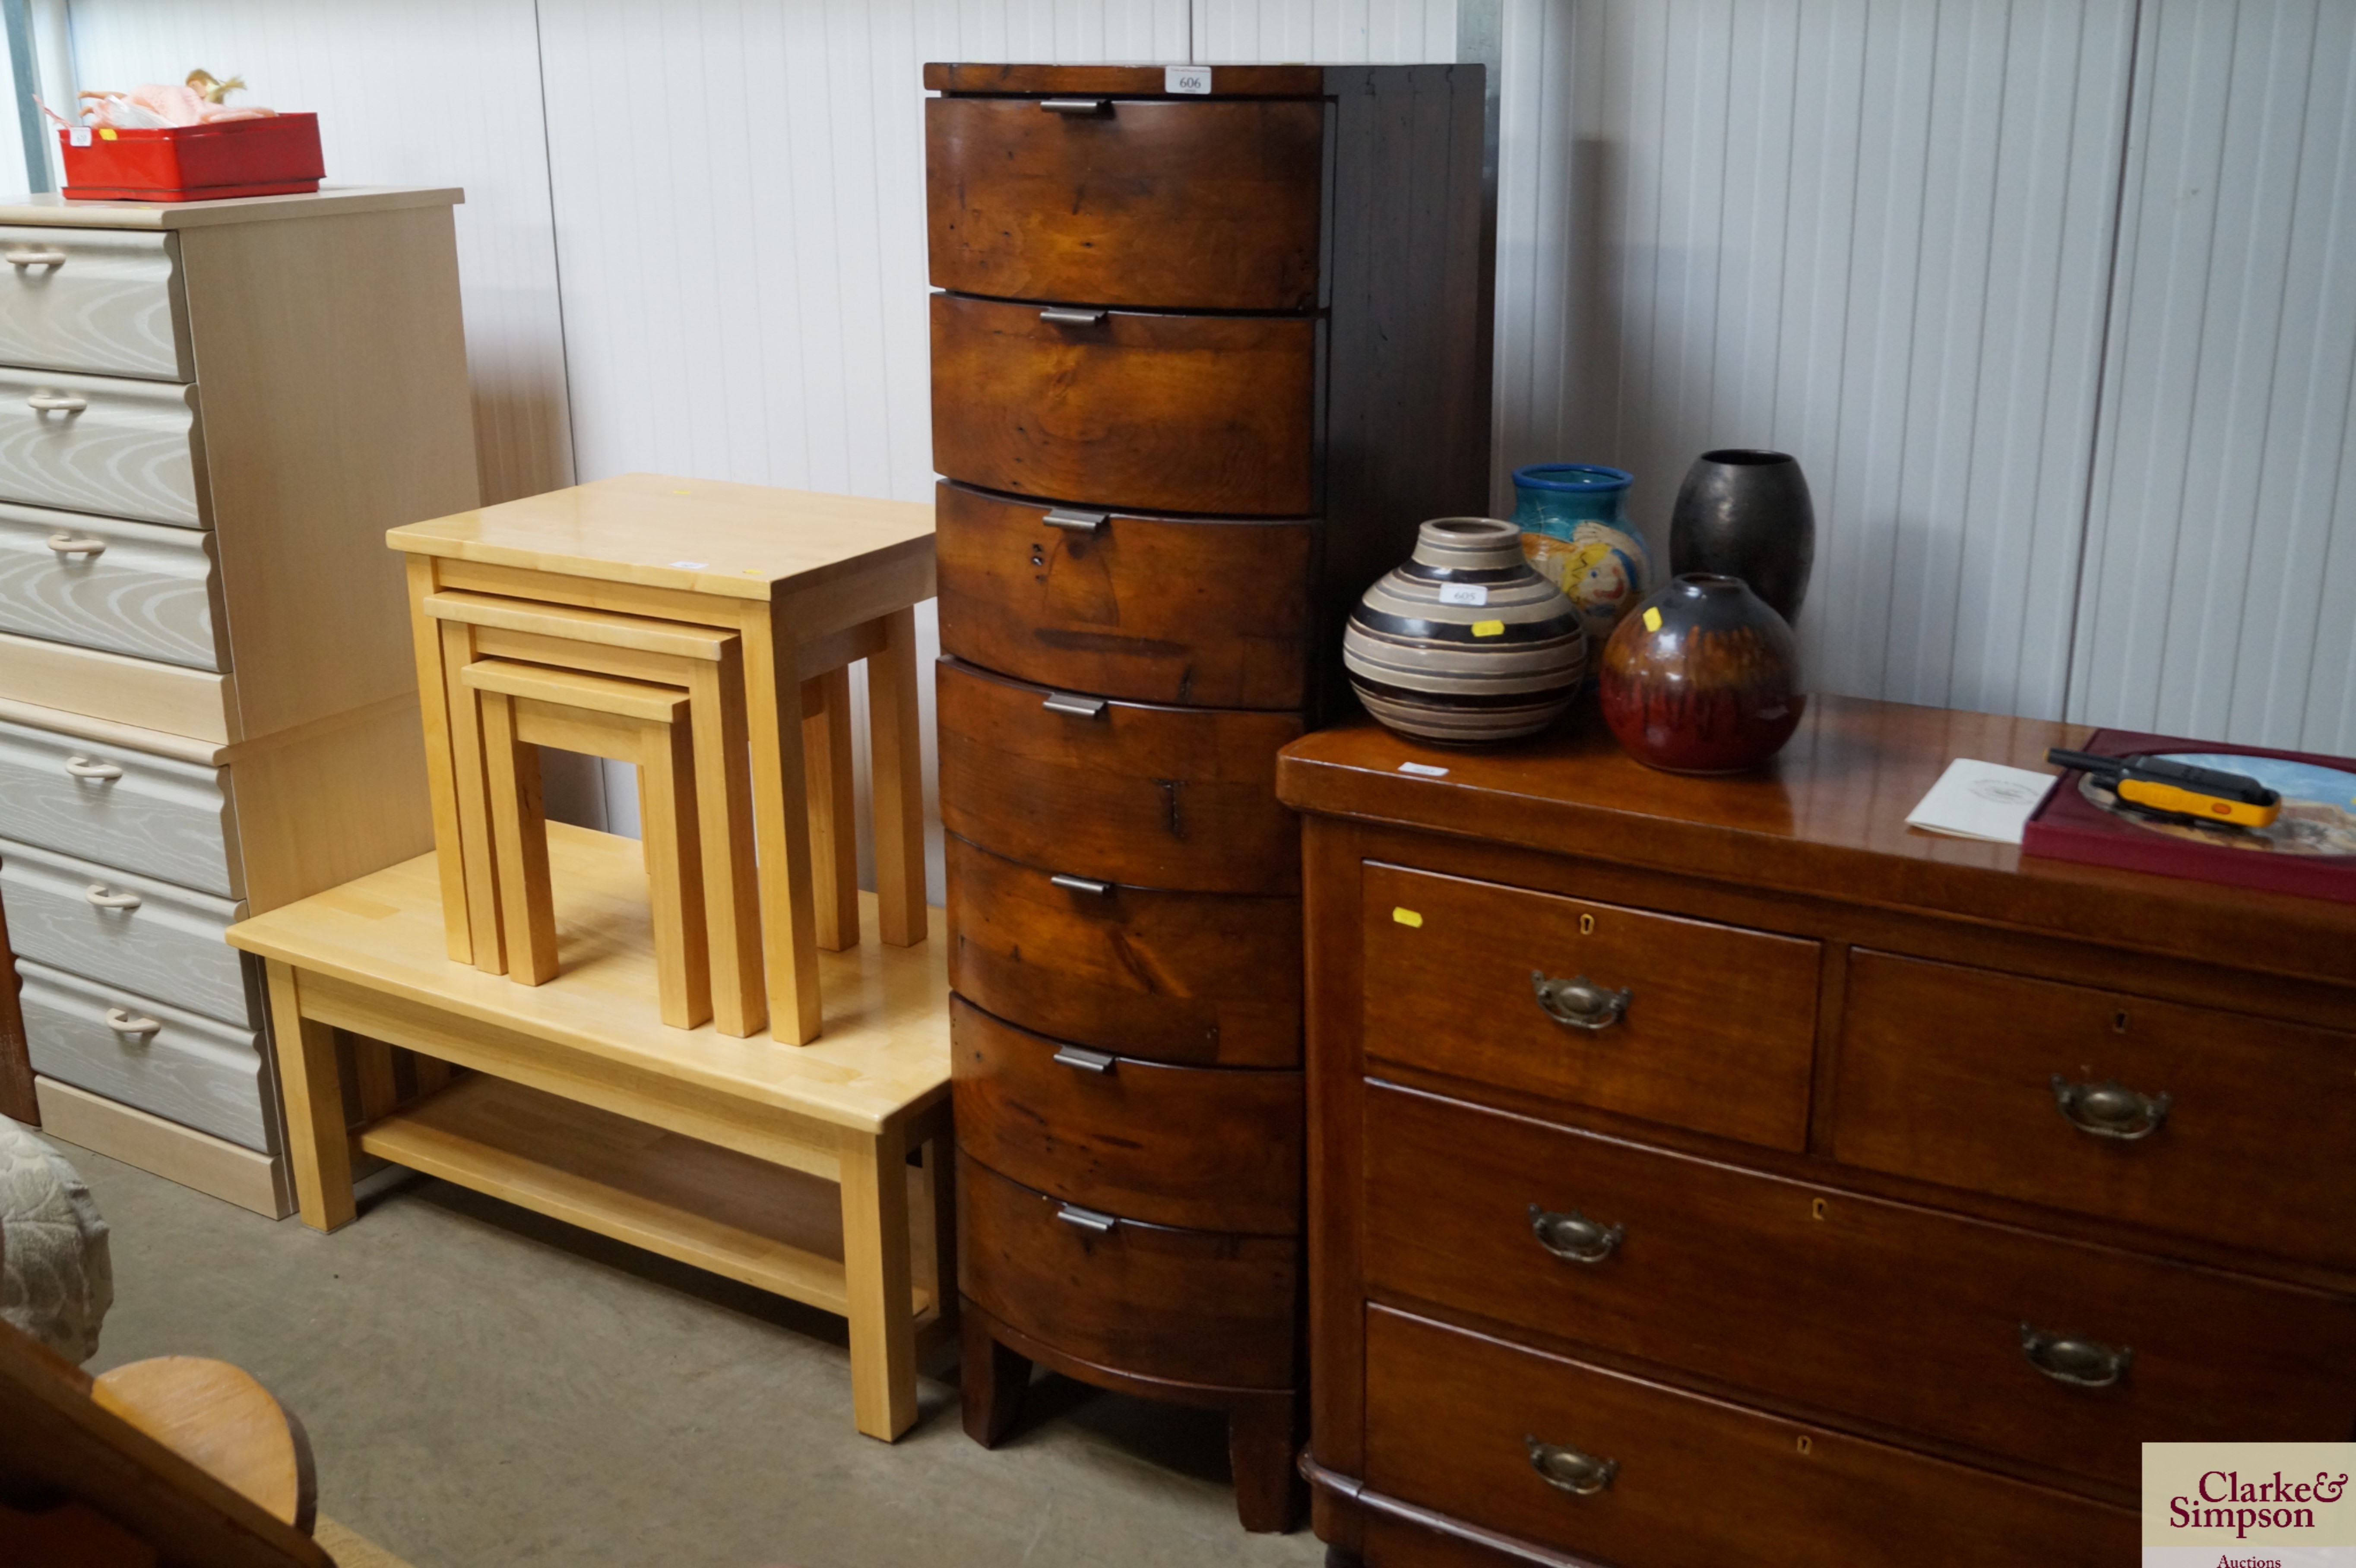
[1345,517,1588,746]
[1510,463,1653,652]
[1597,573,1804,774]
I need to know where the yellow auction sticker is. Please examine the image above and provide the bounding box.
[1643,606,1662,632]
[1470,620,1504,638]
[1391,908,1422,928]
[2144,1442,2353,1564]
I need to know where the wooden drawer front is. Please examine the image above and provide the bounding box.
[926,97,1324,311]
[1836,951,2356,1270]
[937,658,1301,895]
[0,367,202,527]
[0,502,220,667]
[0,227,188,380]
[958,1151,1296,1389]
[930,293,1317,517]
[935,481,1315,709]
[1360,864,1818,1150]
[0,718,237,898]
[945,833,1300,1066]
[953,996,1302,1233]
[17,957,269,1151]
[1362,1083,2356,1491]
[0,838,248,1026]
[1363,1306,2134,1568]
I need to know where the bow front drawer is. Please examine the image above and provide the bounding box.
[926,95,1324,310]
[0,837,248,1025]
[1363,1307,2134,1568]
[952,996,1302,1233]
[959,1151,1296,1389]
[1360,863,1818,1149]
[16,956,269,1151]
[1833,951,2356,1270]
[0,501,220,667]
[0,367,203,526]
[0,226,189,380]
[936,481,1315,709]
[946,833,1301,1066]
[937,658,1302,895]
[929,294,1317,516]
[1362,1082,2356,1492]
[0,717,237,897]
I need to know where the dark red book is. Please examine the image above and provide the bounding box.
[2022,728,2356,904]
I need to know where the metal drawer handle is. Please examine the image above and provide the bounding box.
[104,1008,161,1039]
[1528,1204,1624,1265]
[85,883,142,910]
[1042,691,1108,718]
[2051,1075,2171,1141]
[1049,873,1112,896]
[1057,1203,1118,1234]
[1052,1045,1117,1074]
[1532,971,1631,1031]
[1043,508,1108,533]
[5,247,66,267]
[1040,98,1111,115]
[27,392,86,413]
[1039,308,1109,326]
[1526,1436,1617,1496]
[46,531,106,558]
[2020,1323,2132,1390]
[65,756,122,781]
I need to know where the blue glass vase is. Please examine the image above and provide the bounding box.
[1510,463,1652,652]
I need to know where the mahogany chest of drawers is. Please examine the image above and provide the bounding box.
[1276,699,2356,1567]
[924,60,1491,1530]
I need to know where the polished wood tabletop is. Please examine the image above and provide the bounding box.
[1276,695,2356,985]
[386,472,934,602]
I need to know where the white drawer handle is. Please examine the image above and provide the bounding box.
[46,531,105,558]
[5,248,66,267]
[28,392,87,413]
[64,755,122,781]
[104,1008,162,1039]
[85,883,142,910]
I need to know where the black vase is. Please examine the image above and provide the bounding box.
[1669,449,1815,623]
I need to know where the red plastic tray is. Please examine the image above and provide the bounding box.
[59,112,322,202]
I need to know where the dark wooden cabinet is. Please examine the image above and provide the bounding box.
[926,59,1491,1531]
[1278,698,2356,1566]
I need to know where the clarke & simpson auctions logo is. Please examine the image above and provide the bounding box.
[2144,1444,2356,1567]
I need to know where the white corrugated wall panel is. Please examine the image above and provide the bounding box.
[2070,0,2356,754]
[1193,0,1456,62]
[1491,0,2137,719]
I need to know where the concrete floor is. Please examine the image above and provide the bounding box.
[56,1139,1328,1568]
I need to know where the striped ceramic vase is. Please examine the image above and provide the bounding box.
[1344,517,1589,744]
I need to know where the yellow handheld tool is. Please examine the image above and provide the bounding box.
[2047,748,2282,830]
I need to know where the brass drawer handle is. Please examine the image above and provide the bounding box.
[84,883,142,910]
[5,247,66,267]
[1038,308,1109,326]
[1526,1436,1617,1496]
[1042,691,1108,718]
[1528,1204,1624,1264]
[2051,1075,2171,1141]
[1532,971,1631,1031]
[1052,1045,1116,1074]
[28,392,87,413]
[46,532,106,558]
[1043,508,1108,533]
[64,755,123,781]
[104,1007,161,1039]
[1040,98,1112,115]
[2020,1323,2132,1389]
[1057,1203,1117,1234]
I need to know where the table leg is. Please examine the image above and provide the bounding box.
[960,1309,1030,1448]
[480,689,558,985]
[689,647,766,1038]
[839,1121,918,1441]
[406,558,472,964]
[263,961,355,1233]
[803,666,861,953]
[868,605,928,948]
[439,619,507,975]
[1229,1392,1301,1533]
[739,604,823,1043]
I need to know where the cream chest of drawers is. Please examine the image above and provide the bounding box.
[0,188,478,1213]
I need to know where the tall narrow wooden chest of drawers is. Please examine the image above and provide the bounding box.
[0,189,476,1212]
[1277,700,2356,1568]
[924,62,1491,1529]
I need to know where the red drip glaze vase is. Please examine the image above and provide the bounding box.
[1598,573,1805,774]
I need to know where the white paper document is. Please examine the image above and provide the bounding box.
[1904,758,2061,845]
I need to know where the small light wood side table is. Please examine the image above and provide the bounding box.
[226,824,955,1442]
[388,474,935,1044]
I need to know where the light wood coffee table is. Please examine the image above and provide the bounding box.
[226,823,953,1441]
